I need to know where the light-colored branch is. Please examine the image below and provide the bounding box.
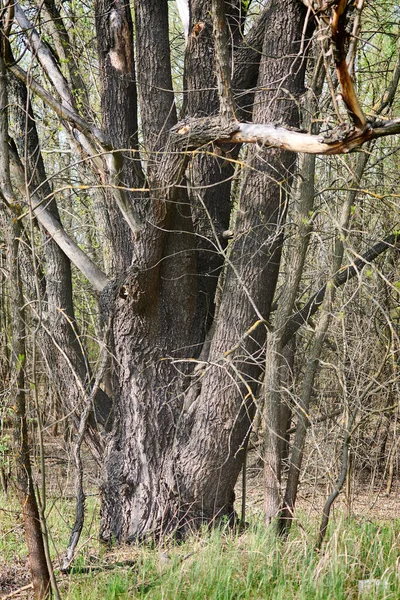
[9,147,109,292]
[172,116,400,155]
[9,68,142,237]
[10,5,143,236]
[9,63,108,147]
[14,4,75,111]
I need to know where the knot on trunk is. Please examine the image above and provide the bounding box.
[170,116,240,150]
[99,278,120,322]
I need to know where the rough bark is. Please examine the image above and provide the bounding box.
[99,0,200,541]
[95,0,144,273]
[183,0,235,335]
[169,0,310,528]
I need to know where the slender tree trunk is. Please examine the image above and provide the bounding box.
[262,51,325,524]
[8,229,51,600]
[9,74,111,457]
[0,53,51,599]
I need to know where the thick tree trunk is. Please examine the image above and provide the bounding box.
[173,0,309,527]
[99,0,201,541]
[99,0,309,541]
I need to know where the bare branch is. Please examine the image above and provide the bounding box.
[9,5,143,236]
[9,63,108,146]
[9,146,110,292]
[61,330,110,573]
[14,3,75,110]
[372,49,400,115]
[172,115,400,155]
[282,233,400,347]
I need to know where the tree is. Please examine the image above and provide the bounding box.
[1,0,400,547]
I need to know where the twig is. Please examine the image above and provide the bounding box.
[1,583,33,599]
[61,326,110,573]
[282,232,400,347]
[224,319,270,357]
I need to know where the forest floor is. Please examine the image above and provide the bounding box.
[1,439,399,599]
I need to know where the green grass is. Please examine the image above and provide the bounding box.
[1,493,399,599]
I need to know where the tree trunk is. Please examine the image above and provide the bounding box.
[8,73,111,458]
[279,151,369,534]
[99,0,310,541]
[0,53,51,599]
[262,55,325,523]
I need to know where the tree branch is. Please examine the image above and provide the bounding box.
[10,5,143,236]
[330,0,366,127]
[282,233,400,347]
[14,3,75,111]
[171,115,400,155]
[372,50,400,114]
[9,145,110,292]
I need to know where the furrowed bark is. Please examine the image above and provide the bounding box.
[94,0,145,273]
[134,0,177,154]
[99,0,199,542]
[171,0,311,529]
[183,0,235,335]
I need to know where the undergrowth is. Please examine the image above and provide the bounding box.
[1,493,399,599]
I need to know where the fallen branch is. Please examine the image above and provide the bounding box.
[1,583,33,599]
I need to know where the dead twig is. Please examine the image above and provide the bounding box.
[1,583,33,599]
